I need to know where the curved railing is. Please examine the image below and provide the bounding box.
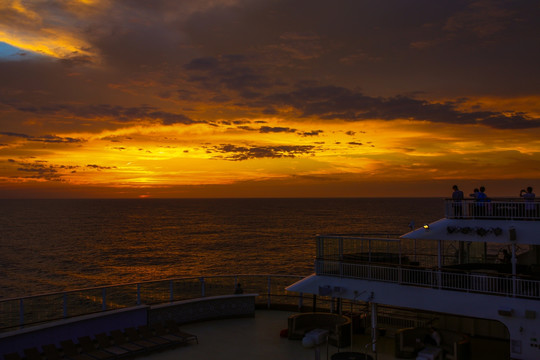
[0,274,307,332]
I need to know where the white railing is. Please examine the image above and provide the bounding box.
[0,274,304,332]
[316,260,540,299]
[445,199,540,220]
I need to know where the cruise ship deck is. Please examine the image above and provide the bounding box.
[3,195,535,359]
[137,310,508,360]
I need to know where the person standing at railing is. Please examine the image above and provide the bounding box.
[477,186,487,202]
[234,283,244,294]
[476,186,488,217]
[452,185,464,218]
[520,186,536,218]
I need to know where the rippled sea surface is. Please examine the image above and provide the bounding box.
[0,198,442,298]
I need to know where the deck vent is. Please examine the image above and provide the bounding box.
[318,285,332,296]
[509,227,516,241]
[498,307,514,316]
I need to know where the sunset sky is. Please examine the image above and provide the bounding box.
[0,0,539,198]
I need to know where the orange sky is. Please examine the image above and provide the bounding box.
[1,0,539,198]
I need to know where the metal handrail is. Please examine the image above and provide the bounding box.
[0,274,302,302]
[0,274,305,332]
[444,199,540,220]
[316,259,540,299]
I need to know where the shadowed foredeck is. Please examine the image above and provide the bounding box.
[136,310,508,360]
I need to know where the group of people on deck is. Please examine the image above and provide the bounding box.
[451,185,536,217]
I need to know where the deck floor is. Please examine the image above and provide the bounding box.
[137,310,509,360]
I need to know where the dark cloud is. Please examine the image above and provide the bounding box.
[100,135,132,142]
[0,101,197,126]
[8,159,116,181]
[481,113,540,130]
[178,0,539,98]
[237,125,257,131]
[0,132,85,143]
[68,105,196,126]
[210,144,316,161]
[58,55,94,67]
[264,85,540,129]
[152,111,194,126]
[86,164,117,170]
[262,107,279,115]
[184,55,275,96]
[259,126,296,133]
[298,130,323,137]
[184,57,220,71]
[11,160,79,181]
[443,1,519,39]
[1,132,31,139]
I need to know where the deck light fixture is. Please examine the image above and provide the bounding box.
[423,224,430,230]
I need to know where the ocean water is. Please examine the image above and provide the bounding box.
[0,198,442,299]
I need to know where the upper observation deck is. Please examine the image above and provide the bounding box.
[444,198,539,221]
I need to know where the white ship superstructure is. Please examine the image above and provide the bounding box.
[287,198,540,359]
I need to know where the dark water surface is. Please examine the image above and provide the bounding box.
[0,198,442,298]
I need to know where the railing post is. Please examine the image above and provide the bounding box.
[437,240,442,289]
[368,239,372,280]
[511,242,517,297]
[19,298,24,327]
[63,293,68,318]
[398,242,402,284]
[267,276,271,309]
[102,288,107,311]
[339,236,343,261]
[371,302,378,354]
[137,283,141,305]
[200,277,205,297]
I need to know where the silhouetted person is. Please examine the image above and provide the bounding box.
[477,186,487,202]
[234,283,243,294]
[424,327,441,347]
[476,186,488,216]
[520,186,536,217]
[452,185,464,217]
[520,186,535,201]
